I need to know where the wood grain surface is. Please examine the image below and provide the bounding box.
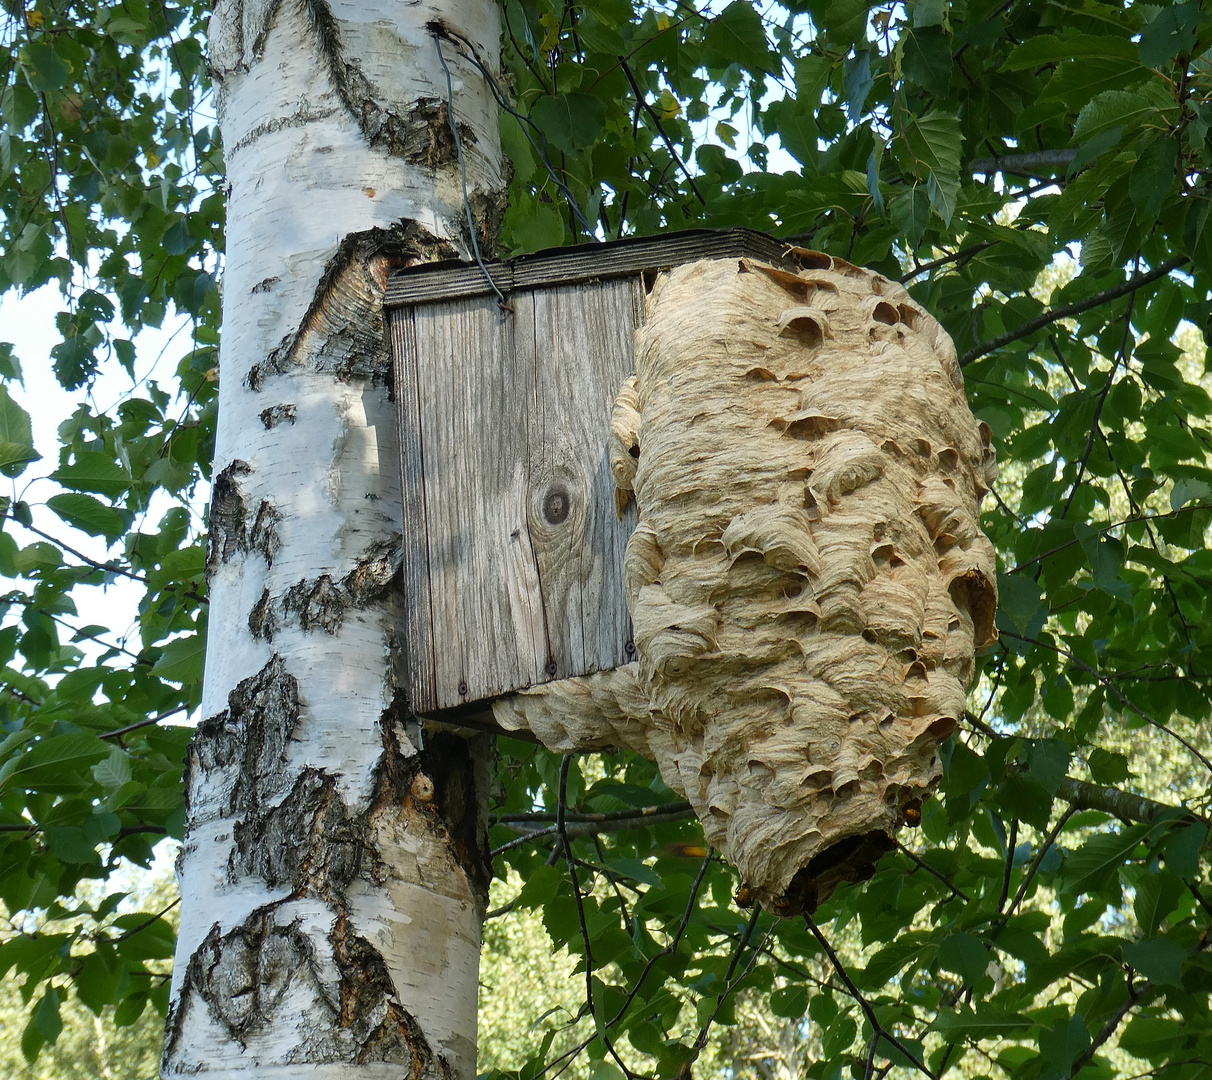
[392,278,640,712]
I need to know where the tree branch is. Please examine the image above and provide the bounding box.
[969,149,1078,176]
[958,256,1190,367]
[804,913,937,1079]
[1000,630,1212,775]
[1057,777,1200,826]
[618,58,705,206]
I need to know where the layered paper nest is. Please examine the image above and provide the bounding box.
[495,253,998,912]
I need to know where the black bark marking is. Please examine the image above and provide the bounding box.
[281,548,397,634]
[206,460,251,572]
[259,403,297,428]
[248,587,278,642]
[184,656,299,822]
[229,768,363,898]
[300,0,469,162]
[246,223,458,392]
[206,460,281,574]
[163,906,326,1056]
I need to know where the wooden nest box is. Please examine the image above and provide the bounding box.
[386,229,999,913]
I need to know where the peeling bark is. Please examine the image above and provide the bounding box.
[247,224,459,392]
[259,403,297,428]
[229,767,363,897]
[247,547,399,640]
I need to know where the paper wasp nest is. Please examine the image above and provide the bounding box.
[494,254,998,913]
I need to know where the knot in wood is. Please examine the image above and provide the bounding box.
[410,774,435,803]
[542,485,570,525]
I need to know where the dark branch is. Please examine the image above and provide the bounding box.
[804,914,937,1079]
[958,256,1190,367]
[969,148,1078,176]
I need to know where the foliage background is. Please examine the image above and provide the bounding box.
[2,0,1212,1077]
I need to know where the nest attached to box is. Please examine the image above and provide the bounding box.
[494,252,998,914]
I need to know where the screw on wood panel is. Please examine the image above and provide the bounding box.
[458,681,468,696]
[545,660,557,676]
[624,639,636,657]
[542,485,570,525]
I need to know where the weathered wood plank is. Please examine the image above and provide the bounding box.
[384,228,793,307]
[391,308,439,710]
[526,279,639,680]
[406,295,547,711]
[395,280,642,713]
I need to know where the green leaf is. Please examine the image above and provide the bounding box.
[938,933,989,983]
[901,110,963,224]
[43,824,98,863]
[47,493,129,543]
[1039,1013,1090,1072]
[112,991,147,1027]
[803,0,870,47]
[75,947,122,1016]
[931,1004,1034,1040]
[1119,1015,1183,1060]
[1086,748,1129,785]
[1002,34,1140,71]
[530,94,606,153]
[1163,823,1208,880]
[912,0,946,28]
[902,28,952,98]
[1072,89,1160,144]
[844,51,874,122]
[891,186,931,249]
[1063,824,1150,898]
[92,747,133,790]
[0,732,110,793]
[1134,870,1185,937]
[703,2,774,74]
[151,634,205,685]
[1027,739,1071,795]
[32,985,62,1044]
[822,1013,857,1057]
[1129,138,1178,222]
[506,197,566,254]
[1138,2,1204,68]
[1122,936,1187,987]
[0,383,39,478]
[21,42,70,92]
[50,453,130,500]
[770,984,807,1018]
[996,573,1046,640]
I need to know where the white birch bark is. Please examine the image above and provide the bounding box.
[164,1,504,1075]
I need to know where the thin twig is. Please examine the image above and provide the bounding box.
[618,59,705,205]
[691,907,768,1055]
[894,840,972,902]
[804,914,936,1078]
[606,849,713,1027]
[997,818,1019,913]
[999,807,1075,926]
[1060,254,1139,519]
[958,256,1189,367]
[1000,631,1212,775]
[898,241,994,283]
[101,705,189,741]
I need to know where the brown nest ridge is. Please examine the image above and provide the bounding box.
[495,253,998,912]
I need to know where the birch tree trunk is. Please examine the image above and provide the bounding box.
[163,1,505,1076]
